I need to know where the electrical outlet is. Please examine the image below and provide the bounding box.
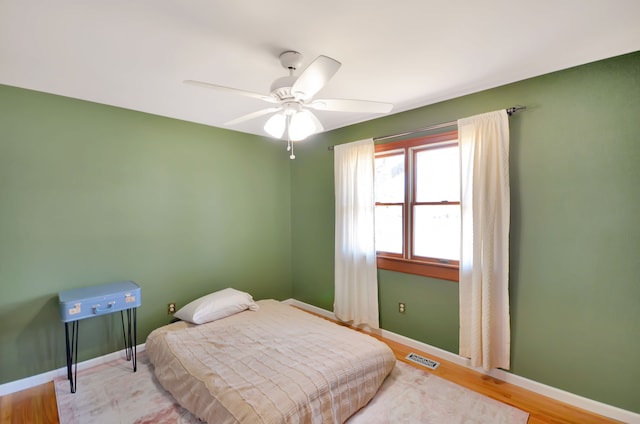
[168,302,176,314]
[398,302,406,313]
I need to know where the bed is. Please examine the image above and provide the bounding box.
[146,298,396,424]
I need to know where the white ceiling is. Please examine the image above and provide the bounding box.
[1,0,639,138]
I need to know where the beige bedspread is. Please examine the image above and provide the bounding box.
[146,300,396,424]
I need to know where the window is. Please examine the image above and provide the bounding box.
[374,130,460,281]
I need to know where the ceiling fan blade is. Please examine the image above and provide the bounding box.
[307,98,393,114]
[224,107,281,126]
[291,55,341,101]
[184,80,278,104]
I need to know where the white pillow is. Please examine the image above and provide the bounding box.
[174,288,259,324]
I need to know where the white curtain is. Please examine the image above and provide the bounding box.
[334,138,379,329]
[458,110,511,371]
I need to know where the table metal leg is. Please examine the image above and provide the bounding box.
[132,308,137,372]
[64,321,79,393]
[120,310,131,361]
[120,308,137,372]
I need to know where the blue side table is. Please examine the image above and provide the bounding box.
[58,281,141,393]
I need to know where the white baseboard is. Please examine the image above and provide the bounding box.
[0,344,146,397]
[284,298,640,424]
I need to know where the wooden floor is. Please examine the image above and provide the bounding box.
[0,335,623,424]
[0,382,58,424]
[381,337,622,424]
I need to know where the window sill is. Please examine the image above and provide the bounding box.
[377,256,459,282]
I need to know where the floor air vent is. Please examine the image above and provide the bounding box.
[406,352,440,370]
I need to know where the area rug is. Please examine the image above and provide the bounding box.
[55,351,528,423]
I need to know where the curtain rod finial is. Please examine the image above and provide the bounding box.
[507,105,526,116]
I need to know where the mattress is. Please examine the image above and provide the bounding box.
[146,299,396,424]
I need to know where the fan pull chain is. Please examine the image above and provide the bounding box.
[287,137,295,160]
[285,113,295,159]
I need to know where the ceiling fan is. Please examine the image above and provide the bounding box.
[184,51,393,158]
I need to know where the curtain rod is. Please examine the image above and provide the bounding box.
[328,105,526,150]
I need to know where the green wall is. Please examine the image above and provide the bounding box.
[0,86,292,383]
[1,52,638,414]
[291,52,640,412]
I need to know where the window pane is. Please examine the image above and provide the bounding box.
[375,153,404,203]
[375,205,402,254]
[413,204,460,260]
[415,145,459,202]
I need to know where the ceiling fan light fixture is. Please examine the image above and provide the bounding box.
[186,50,394,146]
[264,112,286,138]
[288,110,316,141]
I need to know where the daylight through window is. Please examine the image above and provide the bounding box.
[374,130,460,281]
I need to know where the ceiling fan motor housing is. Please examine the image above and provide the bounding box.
[271,51,305,101]
[270,75,297,100]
